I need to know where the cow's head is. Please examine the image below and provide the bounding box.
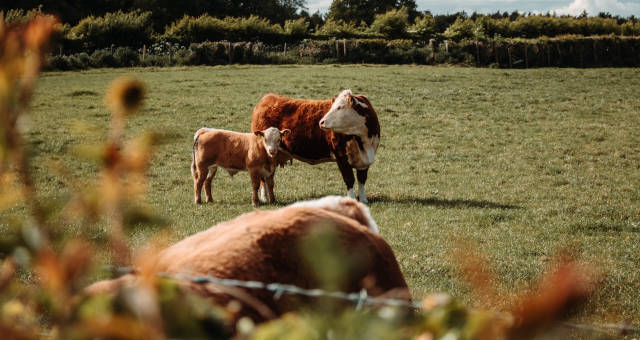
[319,89,369,135]
[255,127,290,158]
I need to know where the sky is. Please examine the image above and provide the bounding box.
[306,0,640,17]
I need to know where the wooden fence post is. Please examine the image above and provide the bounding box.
[142,44,146,61]
[507,45,512,68]
[475,41,480,66]
[524,44,528,68]
[228,42,232,64]
[546,44,551,66]
[336,40,340,57]
[343,39,347,56]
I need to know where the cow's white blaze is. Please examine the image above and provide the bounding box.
[257,127,290,158]
[320,90,367,135]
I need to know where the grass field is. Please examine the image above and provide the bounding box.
[13,65,640,328]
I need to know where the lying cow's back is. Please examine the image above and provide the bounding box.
[251,94,335,161]
[85,199,409,323]
[157,206,406,293]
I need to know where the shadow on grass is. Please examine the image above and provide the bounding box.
[271,193,520,210]
[368,194,521,210]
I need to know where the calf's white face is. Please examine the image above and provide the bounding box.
[319,89,368,135]
[255,127,290,158]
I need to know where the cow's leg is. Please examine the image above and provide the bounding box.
[336,158,356,199]
[250,170,261,207]
[356,168,369,203]
[204,166,217,203]
[194,164,207,204]
[265,173,276,203]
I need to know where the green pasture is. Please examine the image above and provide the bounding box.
[19,65,640,327]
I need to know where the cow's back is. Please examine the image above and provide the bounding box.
[251,94,334,161]
[157,206,408,318]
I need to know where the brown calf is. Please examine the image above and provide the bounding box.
[191,127,290,206]
[85,196,409,325]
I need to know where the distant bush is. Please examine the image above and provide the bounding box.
[163,14,285,44]
[370,7,409,39]
[410,13,437,40]
[114,47,140,67]
[68,10,154,50]
[443,17,482,41]
[315,19,370,39]
[284,18,310,38]
[163,14,226,44]
[622,21,640,36]
[225,15,283,42]
[44,35,640,70]
[1,6,46,26]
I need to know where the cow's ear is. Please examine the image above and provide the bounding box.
[280,129,291,137]
[352,96,369,109]
[254,131,264,138]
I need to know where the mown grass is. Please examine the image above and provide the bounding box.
[13,65,640,327]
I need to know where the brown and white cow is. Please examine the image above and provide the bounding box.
[191,127,290,206]
[251,89,380,203]
[85,196,409,324]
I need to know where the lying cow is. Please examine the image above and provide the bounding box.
[251,89,380,203]
[191,127,290,206]
[85,196,409,325]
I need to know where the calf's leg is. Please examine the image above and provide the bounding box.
[356,168,369,203]
[336,158,356,199]
[250,170,261,207]
[265,173,276,203]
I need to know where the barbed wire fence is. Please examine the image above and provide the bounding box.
[107,266,640,337]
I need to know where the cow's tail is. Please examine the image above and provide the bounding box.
[191,129,202,178]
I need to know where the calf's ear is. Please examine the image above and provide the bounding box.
[254,131,264,138]
[280,129,291,136]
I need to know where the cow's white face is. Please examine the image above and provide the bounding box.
[255,127,290,158]
[319,90,368,135]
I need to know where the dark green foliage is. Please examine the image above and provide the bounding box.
[370,7,410,39]
[327,0,418,25]
[113,47,140,67]
[163,14,286,44]
[68,10,154,50]
[45,36,640,70]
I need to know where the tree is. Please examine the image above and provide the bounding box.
[370,7,409,38]
[1,0,308,25]
[327,0,417,25]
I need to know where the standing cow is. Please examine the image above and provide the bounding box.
[251,89,380,203]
